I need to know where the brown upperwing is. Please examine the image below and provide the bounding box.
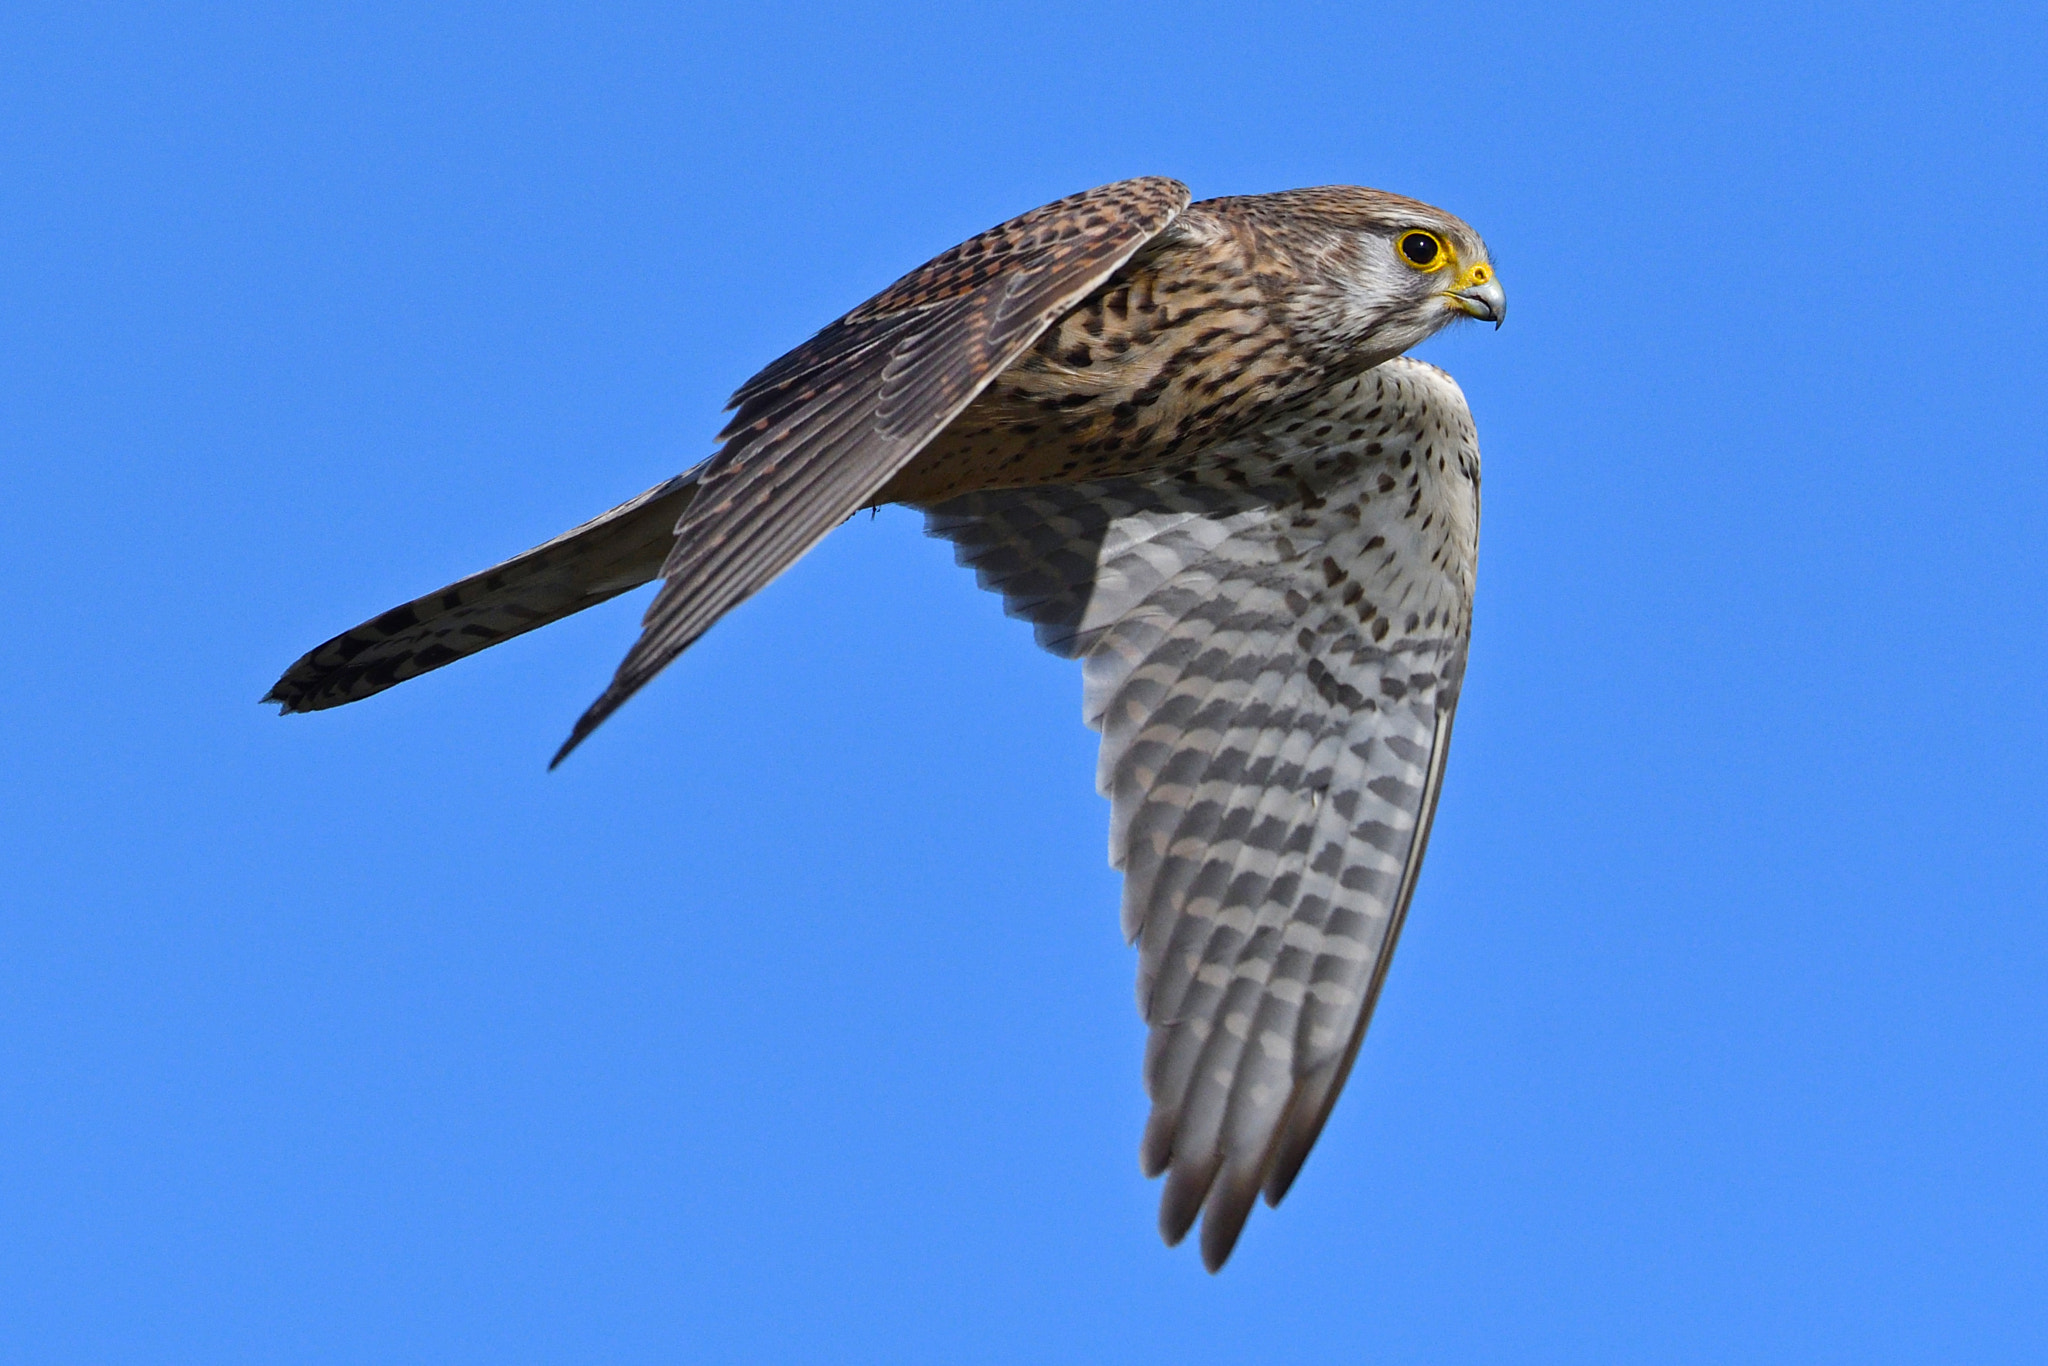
[550,176,1191,765]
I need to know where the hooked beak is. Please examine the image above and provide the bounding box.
[1447,276,1506,328]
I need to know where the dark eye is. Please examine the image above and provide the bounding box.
[1399,231,1443,268]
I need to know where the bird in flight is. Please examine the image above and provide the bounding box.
[267,177,1505,1270]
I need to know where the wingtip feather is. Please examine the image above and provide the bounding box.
[549,705,606,769]
[1199,1171,1261,1272]
[1157,1154,1219,1249]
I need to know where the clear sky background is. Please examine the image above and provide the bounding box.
[4,2,2045,1361]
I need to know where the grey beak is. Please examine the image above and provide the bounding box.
[1450,278,1506,328]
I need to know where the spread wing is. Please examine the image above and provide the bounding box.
[925,359,1479,1270]
[551,176,1192,765]
[265,471,700,714]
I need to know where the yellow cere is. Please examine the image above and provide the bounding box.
[1449,260,1492,291]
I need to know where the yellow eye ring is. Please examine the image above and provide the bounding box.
[1398,230,1447,271]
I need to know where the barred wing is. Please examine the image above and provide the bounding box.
[551,176,1190,764]
[926,360,1480,1270]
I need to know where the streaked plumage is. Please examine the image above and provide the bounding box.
[267,177,1504,1269]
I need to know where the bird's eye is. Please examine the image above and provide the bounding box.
[1399,231,1445,269]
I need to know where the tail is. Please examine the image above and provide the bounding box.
[265,468,702,714]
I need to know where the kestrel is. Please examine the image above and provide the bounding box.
[268,177,1505,1270]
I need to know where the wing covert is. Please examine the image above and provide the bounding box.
[552,176,1191,763]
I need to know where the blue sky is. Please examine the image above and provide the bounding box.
[4,1,2046,1361]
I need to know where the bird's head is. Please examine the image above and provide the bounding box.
[1266,187,1505,369]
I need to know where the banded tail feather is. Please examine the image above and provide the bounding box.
[266,469,701,714]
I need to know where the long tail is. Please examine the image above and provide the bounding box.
[265,468,701,714]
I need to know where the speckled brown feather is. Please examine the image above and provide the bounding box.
[264,471,700,714]
[881,186,1478,504]
[550,177,1192,764]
